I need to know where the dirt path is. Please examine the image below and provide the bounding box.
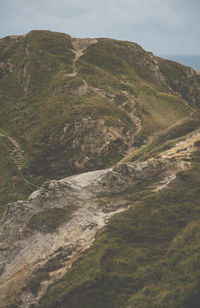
[157,129,200,161]
[120,90,142,134]
[91,87,141,135]
[64,38,98,78]
[90,86,141,154]
[64,37,141,155]
[152,129,200,192]
[0,132,38,189]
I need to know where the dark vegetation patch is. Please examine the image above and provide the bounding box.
[42,253,67,272]
[29,272,50,295]
[194,140,200,147]
[27,205,77,233]
[28,251,69,296]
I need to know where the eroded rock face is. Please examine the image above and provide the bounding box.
[0,157,188,307]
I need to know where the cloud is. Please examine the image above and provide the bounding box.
[0,0,199,55]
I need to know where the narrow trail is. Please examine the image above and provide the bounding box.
[90,86,141,135]
[90,86,142,154]
[64,38,98,78]
[157,129,200,161]
[151,128,200,192]
[0,132,38,188]
[64,37,141,155]
[121,90,142,134]
[60,129,200,197]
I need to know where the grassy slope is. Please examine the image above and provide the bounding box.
[122,111,200,163]
[1,31,200,306]
[77,39,192,144]
[0,135,34,219]
[38,146,200,308]
[157,56,200,109]
[0,30,198,205]
[0,31,75,205]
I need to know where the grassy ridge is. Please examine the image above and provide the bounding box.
[78,41,192,146]
[38,148,200,308]
[123,112,200,163]
[1,31,200,306]
[0,30,198,206]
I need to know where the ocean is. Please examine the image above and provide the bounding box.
[160,55,200,72]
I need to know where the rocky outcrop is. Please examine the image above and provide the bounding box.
[0,30,196,186]
[0,149,190,307]
[1,30,200,307]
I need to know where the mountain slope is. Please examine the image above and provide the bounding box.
[38,160,200,308]
[0,116,200,307]
[40,148,200,308]
[0,30,199,207]
[1,30,200,307]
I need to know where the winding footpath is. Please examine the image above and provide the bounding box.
[64,38,98,78]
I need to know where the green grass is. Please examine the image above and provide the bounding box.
[0,30,199,215]
[37,147,200,308]
[158,56,200,109]
[28,250,72,297]
[0,32,139,187]
[123,113,200,163]
[78,40,192,149]
[132,84,192,145]
[0,30,200,306]
[0,135,34,218]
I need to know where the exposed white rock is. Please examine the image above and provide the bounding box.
[0,131,198,307]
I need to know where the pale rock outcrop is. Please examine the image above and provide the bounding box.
[0,153,191,307]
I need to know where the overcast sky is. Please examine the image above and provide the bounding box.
[0,0,200,55]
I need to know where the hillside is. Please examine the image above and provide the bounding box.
[0,30,200,307]
[1,30,200,208]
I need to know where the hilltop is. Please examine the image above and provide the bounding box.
[1,30,200,209]
[0,30,200,307]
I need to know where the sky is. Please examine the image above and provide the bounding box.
[0,0,200,56]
